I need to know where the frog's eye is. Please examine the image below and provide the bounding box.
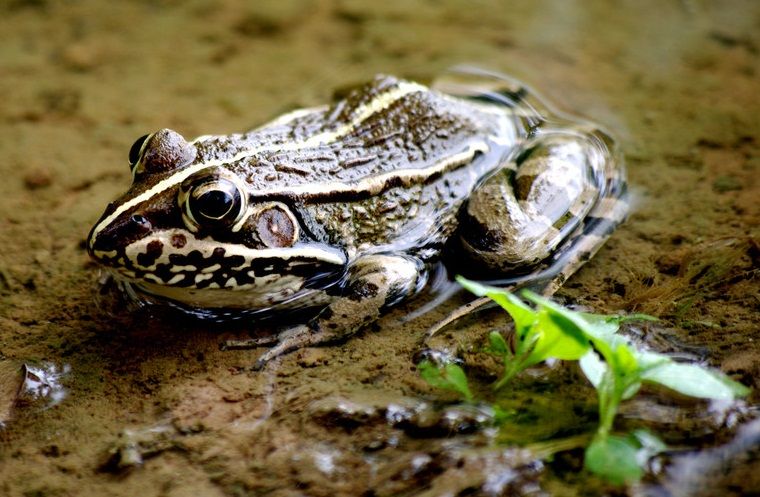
[254,203,299,248]
[128,134,151,168]
[180,172,246,230]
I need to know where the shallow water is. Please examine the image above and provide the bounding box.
[1,0,758,495]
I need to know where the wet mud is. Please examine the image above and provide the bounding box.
[1,0,758,495]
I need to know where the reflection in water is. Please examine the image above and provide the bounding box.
[101,421,177,471]
[19,363,70,409]
[653,417,760,497]
[0,361,70,428]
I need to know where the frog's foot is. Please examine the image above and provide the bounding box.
[251,254,425,370]
[248,324,320,370]
[220,327,317,370]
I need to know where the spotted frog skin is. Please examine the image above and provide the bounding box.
[87,69,626,367]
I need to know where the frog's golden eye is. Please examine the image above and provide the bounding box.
[180,172,246,231]
[128,134,151,168]
[255,203,299,248]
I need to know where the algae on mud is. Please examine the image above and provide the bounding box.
[1,0,759,496]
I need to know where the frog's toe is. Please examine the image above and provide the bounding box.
[221,334,280,350]
[251,325,316,370]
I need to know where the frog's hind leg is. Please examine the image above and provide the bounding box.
[429,126,627,335]
[461,126,623,272]
[537,165,628,295]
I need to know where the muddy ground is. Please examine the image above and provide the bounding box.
[0,0,758,496]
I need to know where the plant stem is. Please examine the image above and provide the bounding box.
[528,434,591,460]
[598,396,620,438]
[596,372,621,438]
[494,358,524,390]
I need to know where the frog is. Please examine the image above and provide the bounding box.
[87,67,627,369]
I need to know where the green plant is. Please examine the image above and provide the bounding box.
[465,278,592,389]
[419,277,750,485]
[417,359,473,402]
[524,289,748,483]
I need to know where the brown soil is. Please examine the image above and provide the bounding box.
[0,1,758,496]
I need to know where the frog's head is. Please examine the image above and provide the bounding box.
[87,129,347,310]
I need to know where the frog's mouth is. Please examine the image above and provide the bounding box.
[98,228,347,310]
[126,277,335,313]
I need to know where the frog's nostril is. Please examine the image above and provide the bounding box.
[130,214,152,229]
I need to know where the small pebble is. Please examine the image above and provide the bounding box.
[23,168,53,190]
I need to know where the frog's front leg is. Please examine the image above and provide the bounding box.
[248,254,425,369]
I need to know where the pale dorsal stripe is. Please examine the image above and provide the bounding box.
[248,141,489,201]
[90,81,427,248]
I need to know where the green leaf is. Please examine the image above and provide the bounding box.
[578,313,622,338]
[587,334,627,375]
[522,291,594,331]
[487,331,510,358]
[417,360,473,402]
[418,360,446,388]
[612,341,639,378]
[523,291,623,354]
[586,430,666,485]
[491,405,514,424]
[621,381,642,401]
[618,313,659,323]
[442,363,474,402]
[585,434,643,485]
[635,350,670,373]
[523,308,590,366]
[582,312,658,329]
[640,359,750,400]
[457,277,537,336]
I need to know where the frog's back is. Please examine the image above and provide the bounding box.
[203,75,516,258]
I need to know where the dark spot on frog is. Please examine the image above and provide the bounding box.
[514,174,537,201]
[147,240,163,254]
[225,255,244,268]
[137,240,164,267]
[456,215,502,253]
[348,281,379,301]
[170,233,187,248]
